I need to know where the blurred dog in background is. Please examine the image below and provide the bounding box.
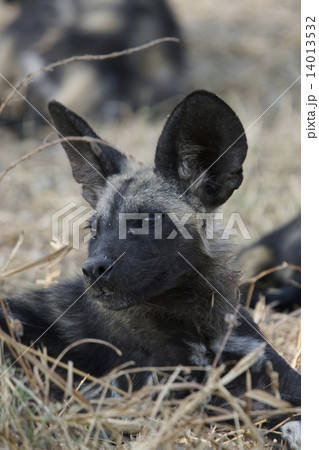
[238,215,301,311]
[0,0,186,135]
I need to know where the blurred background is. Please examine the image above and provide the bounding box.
[0,0,300,296]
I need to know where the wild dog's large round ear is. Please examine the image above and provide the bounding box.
[154,90,248,209]
[48,101,128,208]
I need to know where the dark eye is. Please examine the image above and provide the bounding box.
[143,215,156,227]
[90,218,98,239]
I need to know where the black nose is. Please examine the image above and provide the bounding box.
[82,256,114,284]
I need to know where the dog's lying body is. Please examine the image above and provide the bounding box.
[0,91,301,448]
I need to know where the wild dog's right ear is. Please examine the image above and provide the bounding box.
[48,101,128,208]
[155,90,247,209]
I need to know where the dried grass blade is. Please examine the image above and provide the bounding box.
[0,245,71,279]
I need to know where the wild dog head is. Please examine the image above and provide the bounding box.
[48,91,247,310]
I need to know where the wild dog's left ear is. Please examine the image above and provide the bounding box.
[48,101,128,208]
[155,90,247,209]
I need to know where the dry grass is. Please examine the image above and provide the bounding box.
[0,307,300,449]
[0,0,300,448]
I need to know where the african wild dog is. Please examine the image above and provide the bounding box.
[238,215,301,311]
[0,91,300,448]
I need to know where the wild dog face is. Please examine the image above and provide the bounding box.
[48,91,247,310]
